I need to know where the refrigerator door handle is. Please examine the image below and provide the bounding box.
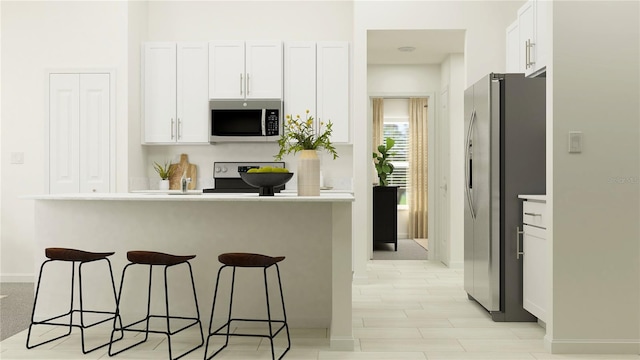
[464,109,477,219]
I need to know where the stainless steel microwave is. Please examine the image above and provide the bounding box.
[209,99,282,143]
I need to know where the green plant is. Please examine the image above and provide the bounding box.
[373,137,395,186]
[274,110,338,160]
[153,161,174,180]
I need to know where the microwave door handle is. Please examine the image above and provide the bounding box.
[261,109,266,136]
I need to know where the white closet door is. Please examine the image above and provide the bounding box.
[79,73,110,193]
[49,74,80,194]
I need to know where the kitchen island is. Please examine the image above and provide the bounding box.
[27,192,354,350]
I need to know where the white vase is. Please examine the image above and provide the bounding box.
[159,179,170,190]
[297,150,320,196]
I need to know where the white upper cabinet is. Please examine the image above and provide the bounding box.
[209,40,282,99]
[284,41,350,144]
[506,20,520,73]
[517,0,548,77]
[50,73,111,194]
[176,43,210,143]
[284,42,317,121]
[143,42,208,144]
[317,42,349,143]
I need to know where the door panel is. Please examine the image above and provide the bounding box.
[79,74,110,193]
[177,42,209,143]
[50,74,80,194]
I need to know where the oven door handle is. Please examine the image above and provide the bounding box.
[261,109,266,136]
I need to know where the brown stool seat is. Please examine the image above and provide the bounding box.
[45,247,114,262]
[218,253,285,268]
[127,251,196,266]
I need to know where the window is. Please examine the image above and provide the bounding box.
[383,120,409,205]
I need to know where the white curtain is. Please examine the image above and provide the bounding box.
[408,98,428,239]
[372,98,384,184]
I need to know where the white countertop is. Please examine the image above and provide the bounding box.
[25,191,354,202]
[518,194,547,201]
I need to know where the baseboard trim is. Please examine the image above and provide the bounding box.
[547,337,640,354]
[330,336,355,350]
[1,273,35,283]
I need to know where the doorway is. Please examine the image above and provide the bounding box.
[367,29,464,264]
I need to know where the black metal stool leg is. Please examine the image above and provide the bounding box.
[263,267,276,360]
[204,265,227,360]
[274,264,291,358]
[186,261,205,347]
[26,260,73,349]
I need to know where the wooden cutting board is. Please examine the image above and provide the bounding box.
[168,154,197,190]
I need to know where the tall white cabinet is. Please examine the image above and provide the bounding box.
[143,42,209,144]
[49,73,111,194]
[208,41,282,99]
[507,0,548,76]
[284,41,350,143]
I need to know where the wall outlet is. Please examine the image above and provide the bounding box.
[10,152,24,164]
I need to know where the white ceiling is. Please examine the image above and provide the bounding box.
[367,29,466,65]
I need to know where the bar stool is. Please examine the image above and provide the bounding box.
[204,253,291,360]
[26,247,119,353]
[108,250,203,360]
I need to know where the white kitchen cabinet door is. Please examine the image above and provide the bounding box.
[523,224,547,322]
[245,41,282,99]
[50,73,110,194]
[506,20,521,73]
[518,0,547,77]
[144,43,177,143]
[177,42,209,143]
[317,42,349,143]
[208,41,245,99]
[284,42,316,121]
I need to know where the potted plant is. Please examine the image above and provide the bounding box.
[274,110,338,196]
[373,137,395,186]
[153,160,174,190]
[372,137,398,251]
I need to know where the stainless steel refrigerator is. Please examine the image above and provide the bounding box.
[464,73,545,322]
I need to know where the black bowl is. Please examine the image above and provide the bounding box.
[239,172,294,196]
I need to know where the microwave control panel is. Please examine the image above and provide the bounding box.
[265,109,280,136]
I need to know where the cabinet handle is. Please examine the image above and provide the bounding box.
[525,39,530,69]
[516,226,524,260]
[171,118,175,139]
[246,73,250,95]
[178,118,182,140]
[240,73,243,95]
[524,212,542,217]
[528,40,535,66]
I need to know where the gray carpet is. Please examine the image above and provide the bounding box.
[0,282,34,341]
[373,239,428,260]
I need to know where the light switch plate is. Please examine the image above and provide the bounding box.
[10,152,24,164]
[568,131,582,153]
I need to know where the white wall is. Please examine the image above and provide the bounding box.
[549,1,640,353]
[352,0,522,278]
[0,1,130,281]
[140,1,355,191]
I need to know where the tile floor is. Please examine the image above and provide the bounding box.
[1,260,639,360]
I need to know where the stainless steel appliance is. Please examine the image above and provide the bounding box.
[202,161,286,193]
[464,73,545,322]
[209,99,282,143]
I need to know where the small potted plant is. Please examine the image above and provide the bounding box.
[372,137,398,251]
[153,160,174,190]
[275,110,338,196]
[373,137,395,186]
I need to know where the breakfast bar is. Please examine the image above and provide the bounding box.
[27,192,355,350]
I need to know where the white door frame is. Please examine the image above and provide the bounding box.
[368,92,437,260]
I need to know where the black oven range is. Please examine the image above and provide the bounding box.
[202,161,286,193]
